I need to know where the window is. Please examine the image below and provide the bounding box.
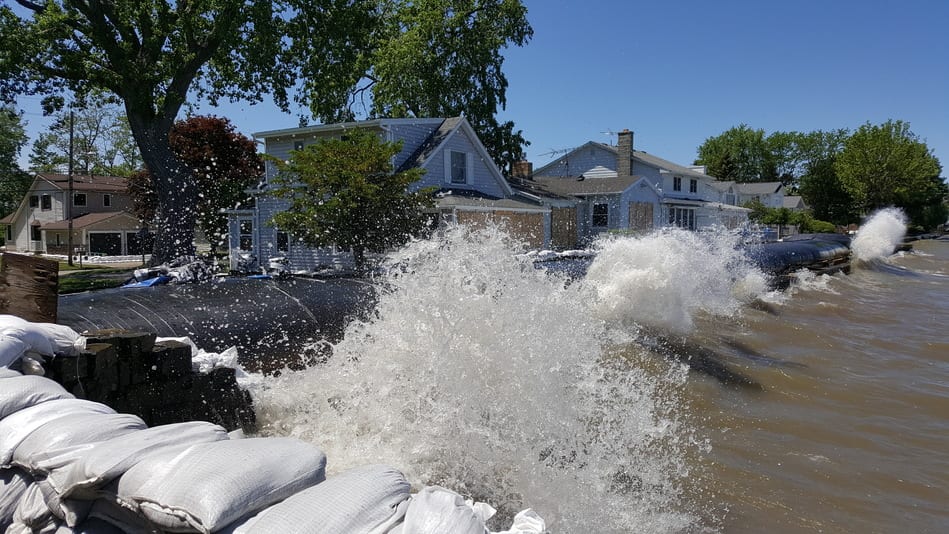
[103,194,112,207]
[276,231,289,253]
[30,225,41,241]
[293,140,304,151]
[29,195,38,208]
[447,150,469,184]
[238,219,254,251]
[592,202,609,227]
[73,193,87,207]
[689,179,697,194]
[673,177,682,192]
[41,194,51,211]
[668,207,696,230]
[5,225,12,241]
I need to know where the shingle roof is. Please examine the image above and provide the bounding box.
[38,173,128,192]
[397,117,463,172]
[39,211,133,230]
[533,175,643,196]
[736,182,783,195]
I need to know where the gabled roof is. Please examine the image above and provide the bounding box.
[707,180,737,192]
[397,117,464,172]
[252,118,445,140]
[39,211,137,230]
[783,196,807,209]
[534,175,645,196]
[736,182,783,195]
[36,173,128,192]
[532,140,716,181]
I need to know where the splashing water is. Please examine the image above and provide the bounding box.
[851,208,908,262]
[251,225,769,532]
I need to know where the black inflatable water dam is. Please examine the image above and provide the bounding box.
[58,278,376,372]
[745,233,852,283]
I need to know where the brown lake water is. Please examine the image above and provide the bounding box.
[680,238,949,533]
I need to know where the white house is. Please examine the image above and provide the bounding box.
[227,117,555,271]
[527,130,751,242]
[0,173,148,256]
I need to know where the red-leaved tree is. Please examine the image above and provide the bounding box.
[129,116,262,256]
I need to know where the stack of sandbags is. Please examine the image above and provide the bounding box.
[0,315,85,371]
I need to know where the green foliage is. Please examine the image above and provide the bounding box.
[0,104,30,217]
[269,130,435,267]
[28,96,141,176]
[0,0,532,262]
[127,116,262,252]
[744,200,836,233]
[835,120,943,228]
[694,124,776,183]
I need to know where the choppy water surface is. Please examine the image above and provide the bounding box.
[250,212,948,533]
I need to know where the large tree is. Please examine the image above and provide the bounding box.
[694,124,777,183]
[835,120,942,223]
[1,0,531,263]
[128,116,262,254]
[0,104,30,218]
[269,129,435,269]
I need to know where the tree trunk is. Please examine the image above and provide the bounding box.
[126,111,198,265]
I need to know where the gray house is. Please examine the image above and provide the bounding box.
[226,117,554,271]
[525,130,750,243]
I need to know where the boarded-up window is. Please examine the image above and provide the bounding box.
[629,202,654,231]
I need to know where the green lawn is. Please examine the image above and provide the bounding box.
[58,265,134,294]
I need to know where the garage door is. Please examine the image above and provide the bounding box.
[89,232,122,255]
[456,210,544,250]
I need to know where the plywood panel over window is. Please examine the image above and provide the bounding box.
[551,207,577,250]
[456,211,544,250]
[629,202,654,232]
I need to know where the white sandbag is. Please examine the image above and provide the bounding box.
[0,399,115,468]
[0,366,22,378]
[33,421,229,504]
[0,374,75,421]
[393,486,490,534]
[1,468,32,531]
[8,482,61,534]
[0,315,85,368]
[114,437,327,533]
[228,464,411,534]
[13,412,146,471]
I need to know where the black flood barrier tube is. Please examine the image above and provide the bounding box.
[57,277,376,372]
[743,233,852,278]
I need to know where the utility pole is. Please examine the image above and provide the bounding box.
[67,110,74,267]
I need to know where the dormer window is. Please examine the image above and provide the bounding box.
[689,179,697,194]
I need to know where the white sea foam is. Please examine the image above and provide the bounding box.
[251,225,768,532]
[852,208,908,262]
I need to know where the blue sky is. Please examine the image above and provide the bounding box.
[15,0,949,175]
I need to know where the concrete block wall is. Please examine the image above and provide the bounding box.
[41,329,255,433]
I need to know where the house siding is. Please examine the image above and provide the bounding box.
[536,144,616,177]
[412,128,506,198]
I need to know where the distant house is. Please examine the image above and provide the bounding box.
[782,195,807,211]
[0,173,149,256]
[735,181,785,208]
[227,117,555,270]
[524,130,750,244]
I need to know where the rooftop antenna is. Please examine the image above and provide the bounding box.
[601,129,617,145]
[539,147,575,158]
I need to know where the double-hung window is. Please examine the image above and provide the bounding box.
[673,177,682,192]
[41,194,51,211]
[689,179,697,194]
[446,150,471,185]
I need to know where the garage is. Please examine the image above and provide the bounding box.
[89,232,123,255]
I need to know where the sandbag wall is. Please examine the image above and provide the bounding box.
[42,329,255,433]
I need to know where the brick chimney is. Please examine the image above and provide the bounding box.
[617,129,633,176]
[511,160,533,180]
